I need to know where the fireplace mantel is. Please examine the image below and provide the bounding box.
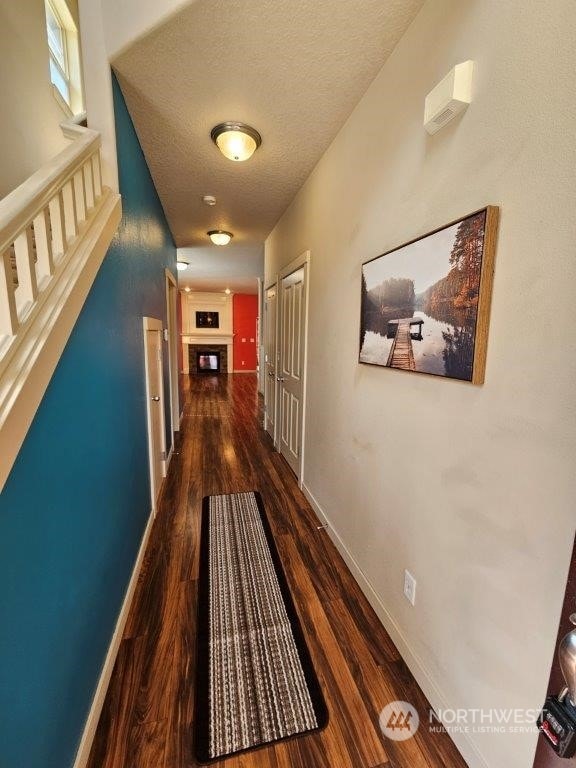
[182,333,233,345]
[181,334,233,374]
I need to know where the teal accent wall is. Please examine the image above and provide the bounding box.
[0,74,176,768]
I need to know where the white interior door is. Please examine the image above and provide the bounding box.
[264,284,277,440]
[143,317,166,512]
[278,266,306,477]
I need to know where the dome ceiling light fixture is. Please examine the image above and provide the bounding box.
[207,230,233,246]
[210,122,262,162]
[176,259,189,271]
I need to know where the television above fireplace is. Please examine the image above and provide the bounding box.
[196,311,219,329]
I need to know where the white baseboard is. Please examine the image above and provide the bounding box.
[301,483,487,768]
[164,443,174,475]
[160,444,175,492]
[72,509,155,768]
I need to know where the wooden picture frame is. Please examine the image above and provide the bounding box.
[359,206,499,384]
[196,311,219,329]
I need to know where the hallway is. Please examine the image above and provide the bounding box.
[87,373,467,768]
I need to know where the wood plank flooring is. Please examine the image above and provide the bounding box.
[86,373,468,768]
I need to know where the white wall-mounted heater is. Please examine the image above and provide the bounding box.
[424,60,475,135]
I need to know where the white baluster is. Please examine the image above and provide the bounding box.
[73,169,87,224]
[33,207,54,282]
[63,179,78,242]
[0,249,18,335]
[83,161,95,212]
[49,190,67,260]
[14,227,38,306]
[92,152,102,198]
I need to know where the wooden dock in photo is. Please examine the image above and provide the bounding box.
[386,318,424,370]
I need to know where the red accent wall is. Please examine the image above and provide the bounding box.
[233,294,258,371]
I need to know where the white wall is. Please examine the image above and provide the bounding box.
[0,0,70,198]
[265,2,576,767]
[77,0,118,190]
[181,291,232,335]
[101,0,195,59]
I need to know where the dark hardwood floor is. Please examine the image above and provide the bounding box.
[87,373,467,768]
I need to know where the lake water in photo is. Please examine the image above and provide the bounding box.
[359,308,476,380]
[360,211,487,381]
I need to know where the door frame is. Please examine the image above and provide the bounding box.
[276,249,310,487]
[263,280,278,442]
[165,269,180,435]
[143,316,167,515]
[257,277,265,395]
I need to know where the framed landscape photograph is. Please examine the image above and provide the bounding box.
[359,206,499,384]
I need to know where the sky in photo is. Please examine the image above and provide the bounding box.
[363,222,460,294]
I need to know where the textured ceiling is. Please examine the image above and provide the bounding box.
[177,243,263,294]
[113,0,424,252]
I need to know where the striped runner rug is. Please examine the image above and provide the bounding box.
[194,491,328,762]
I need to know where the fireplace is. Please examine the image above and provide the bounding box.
[188,344,228,374]
[197,351,220,373]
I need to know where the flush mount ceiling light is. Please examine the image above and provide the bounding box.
[207,230,233,246]
[202,194,217,206]
[210,122,262,162]
[176,259,189,271]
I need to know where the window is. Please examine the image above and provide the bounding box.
[44,0,84,116]
[46,1,70,106]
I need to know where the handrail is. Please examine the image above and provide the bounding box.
[0,123,104,342]
[0,122,122,491]
[0,125,101,255]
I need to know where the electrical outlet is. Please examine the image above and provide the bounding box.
[404,570,416,606]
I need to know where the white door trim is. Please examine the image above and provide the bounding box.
[164,269,180,435]
[277,249,310,488]
[143,316,167,514]
[257,277,264,394]
[278,250,311,282]
[263,280,278,443]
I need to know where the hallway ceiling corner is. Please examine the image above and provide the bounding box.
[112,0,424,249]
[177,243,263,294]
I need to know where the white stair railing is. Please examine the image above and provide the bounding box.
[0,122,122,490]
[0,123,104,347]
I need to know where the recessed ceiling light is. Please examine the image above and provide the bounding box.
[207,230,233,246]
[176,260,189,271]
[184,287,191,292]
[211,122,262,162]
[224,288,231,295]
[202,195,217,206]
